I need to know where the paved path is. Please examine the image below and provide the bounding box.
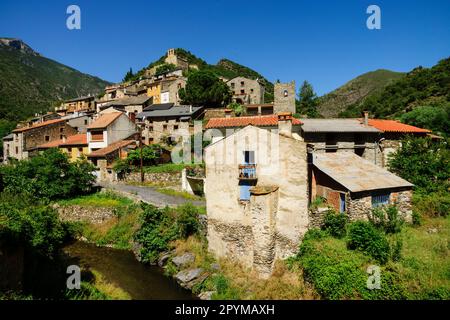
[98,182,205,208]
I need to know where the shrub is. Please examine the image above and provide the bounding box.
[369,205,404,234]
[347,221,390,264]
[413,192,450,218]
[391,238,403,262]
[322,210,347,238]
[176,203,200,238]
[134,203,202,264]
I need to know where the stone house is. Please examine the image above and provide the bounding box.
[226,76,265,105]
[61,112,93,134]
[87,112,138,153]
[204,115,309,278]
[97,96,152,115]
[300,118,383,165]
[35,134,89,162]
[245,103,275,116]
[136,104,203,144]
[310,152,413,221]
[146,76,186,105]
[204,114,302,144]
[7,119,77,161]
[55,95,96,115]
[2,134,13,162]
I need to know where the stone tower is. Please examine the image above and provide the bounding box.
[274,81,296,114]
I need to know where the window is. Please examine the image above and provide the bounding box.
[372,192,390,207]
[230,83,235,89]
[149,138,154,143]
[60,127,64,133]
[241,81,245,86]
[240,89,245,94]
[68,148,72,152]
[174,125,179,130]
[60,135,64,139]
[45,135,50,142]
[284,90,288,97]
[90,131,104,141]
[250,88,254,93]
[84,119,88,125]
[15,146,18,154]
[78,148,83,152]
[163,124,168,131]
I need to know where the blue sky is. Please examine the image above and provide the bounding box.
[1,0,449,95]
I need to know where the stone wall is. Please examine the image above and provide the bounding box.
[55,204,116,224]
[274,81,296,113]
[121,171,181,187]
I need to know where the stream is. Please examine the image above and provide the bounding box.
[63,241,196,300]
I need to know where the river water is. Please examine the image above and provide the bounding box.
[63,241,196,300]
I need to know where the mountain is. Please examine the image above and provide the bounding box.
[340,57,450,135]
[130,48,275,102]
[0,38,111,123]
[317,69,405,117]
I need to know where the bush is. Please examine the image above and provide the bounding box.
[347,221,390,264]
[0,149,96,200]
[413,192,450,218]
[369,205,404,234]
[134,203,202,264]
[322,210,347,238]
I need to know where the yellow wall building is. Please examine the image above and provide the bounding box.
[147,82,161,104]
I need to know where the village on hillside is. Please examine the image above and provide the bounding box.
[2,48,440,277]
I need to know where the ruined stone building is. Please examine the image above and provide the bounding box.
[226,76,265,105]
[3,119,77,161]
[136,103,203,144]
[204,114,309,278]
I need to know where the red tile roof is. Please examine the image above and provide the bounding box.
[367,119,431,133]
[37,134,88,149]
[12,119,65,133]
[205,115,302,129]
[87,112,123,129]
[88,140,134,158]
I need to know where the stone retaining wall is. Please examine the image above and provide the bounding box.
[121,171,181,187]
[55,204,116,224]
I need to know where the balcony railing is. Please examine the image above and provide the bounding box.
[238,164,257,180]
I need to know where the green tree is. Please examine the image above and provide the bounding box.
[227,102,244,116]
[126,144,165,166]
[388,137,450,194]
[0,149,96,200]
[155,63,177,76]
[179,70,232,108]
[400,104,450,136]
[123,67,134,82]
[297,81,319,117]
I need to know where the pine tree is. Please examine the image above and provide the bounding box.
[297,80,319,118]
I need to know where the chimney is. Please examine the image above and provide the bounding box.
[224,109,232,118]
[277,112,293,136]
[189,105,193,113]
[363,111,369,126]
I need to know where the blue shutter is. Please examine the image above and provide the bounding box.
[372,192,390,207]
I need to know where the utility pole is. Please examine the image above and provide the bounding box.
[139,127,144,183]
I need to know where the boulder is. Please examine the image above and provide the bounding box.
[172,252,195,268]
[198,291,215,300]
[174,268,205,289]
[158,252,172,267]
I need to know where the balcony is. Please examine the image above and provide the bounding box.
[238,164,257,180]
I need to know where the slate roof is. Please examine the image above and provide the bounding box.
[2,133,13,140]
[301,119,380,133]
[137,105,203,120]
[99,96,151,109]
[205,115,302,129]
[313,152,413,193]
[367,119,431,133]
[87,112,122,130]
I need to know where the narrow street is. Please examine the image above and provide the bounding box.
[98,182,205,208]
